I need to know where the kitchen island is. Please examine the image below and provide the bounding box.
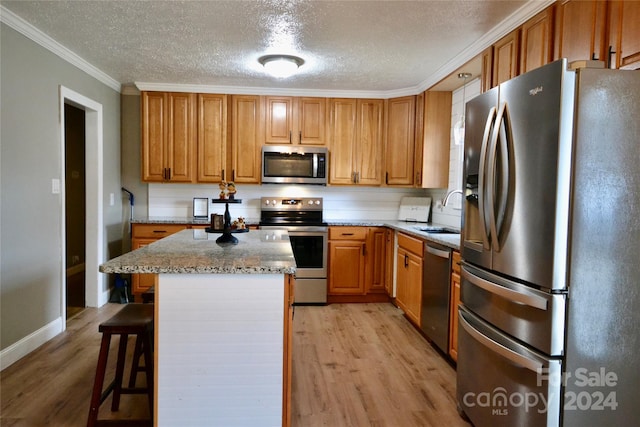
[100,228,296,427]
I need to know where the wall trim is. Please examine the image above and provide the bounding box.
[0,317,63,371]
[417,0,554,93]
[0,5,121,93]
[2,0,553,97]
[59,86,105,313]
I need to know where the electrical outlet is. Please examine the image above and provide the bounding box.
[435,200,443,211]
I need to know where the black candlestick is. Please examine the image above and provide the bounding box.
[209,199,244,244]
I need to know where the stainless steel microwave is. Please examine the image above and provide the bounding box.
[262,146,328,185]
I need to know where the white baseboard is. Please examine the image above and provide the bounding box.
[0,317,63,371]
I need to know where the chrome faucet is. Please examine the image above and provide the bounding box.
[442,189,463,206]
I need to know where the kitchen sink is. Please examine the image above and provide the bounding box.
[415,226,459,234]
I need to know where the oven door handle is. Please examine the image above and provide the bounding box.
[286,230,328,236]
[459,310,543,373]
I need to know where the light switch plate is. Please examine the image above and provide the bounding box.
[51,178,60,194]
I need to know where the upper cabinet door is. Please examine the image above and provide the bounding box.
[141,91,195,183]
[520,7,554,74]
[356,99,384,186]
[265,96,294,145]
[230,95,262,183]
[554,0,608,64]
[197,94,227,183]
[385,96,415,186]
[481,47,494,93]
[329,99,357,184]
[493,29,520,87]
[298,97,327,146]
[608,0,640,69]
[141,91,167,182]
[166,93,196,182]
[265,96,327,145]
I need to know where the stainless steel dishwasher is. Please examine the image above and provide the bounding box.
[420,242,452,354]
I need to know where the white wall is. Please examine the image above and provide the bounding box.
[429,78,481,228]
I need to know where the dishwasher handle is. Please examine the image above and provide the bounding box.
[426,244,451,259]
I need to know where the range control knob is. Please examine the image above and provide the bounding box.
[315,200,321,205]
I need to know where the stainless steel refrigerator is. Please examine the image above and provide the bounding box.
[457,58,640,427]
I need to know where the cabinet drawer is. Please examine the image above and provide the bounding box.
[329,226,367,240]
[132,224,187,238]
[397,232,423,257]
[452,250,461,274]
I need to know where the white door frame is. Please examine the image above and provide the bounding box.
[59,86,105,326]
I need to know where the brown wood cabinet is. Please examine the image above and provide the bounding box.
[327,226,391,302]
[365,227,388,294]
[141,92,196,182]
[384,229,395,296]
[395,233,423,326]
[130,223,188,299]
[481,47,494,93]
[385,96,416,186]
[282,274,294,427]
[328,227,367,295]
[449,250,461,362]
[493,29,521,87]
[229,95,262,183]
[554,0,608,65]
[264,96,327,145]
[416,91,452,189]
[520,7,555,74]
[329,99,384,185]
[197,94,227,183]
[608,0,640,69]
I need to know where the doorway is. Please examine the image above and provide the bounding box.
[59,86,105,328]
[64,104,86,319]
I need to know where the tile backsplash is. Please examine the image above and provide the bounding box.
[148,183,429,222]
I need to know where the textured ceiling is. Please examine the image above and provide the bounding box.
[1,0,535,94]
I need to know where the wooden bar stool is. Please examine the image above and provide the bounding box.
[87,303,154,427]
[141,286,155,304]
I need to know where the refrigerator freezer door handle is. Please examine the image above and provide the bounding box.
[496,102,512,248]
[462,265,548,310]
[487,102,505,252]
[459,310,544,373]
[478,106,496,250]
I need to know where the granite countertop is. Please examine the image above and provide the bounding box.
[100,229,296,275]
[326,220,461,250]
[131,216,261,226]
[131,217,461,250]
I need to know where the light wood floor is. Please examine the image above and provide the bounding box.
[0,303,468,426]
[291,303,468,427]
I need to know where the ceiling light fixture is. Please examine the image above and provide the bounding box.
[258,54,304,78]
[453,72,472,146]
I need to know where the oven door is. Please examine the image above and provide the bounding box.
[286,229,327,279]
[258,226,328,279]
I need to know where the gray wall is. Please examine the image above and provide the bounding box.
[120,93,147,252]
[0,23,122,350]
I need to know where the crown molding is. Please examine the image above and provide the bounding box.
[417,0,555,92]
[0,5,121,93]
[2,0,554,98]
[134,81,420,99]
